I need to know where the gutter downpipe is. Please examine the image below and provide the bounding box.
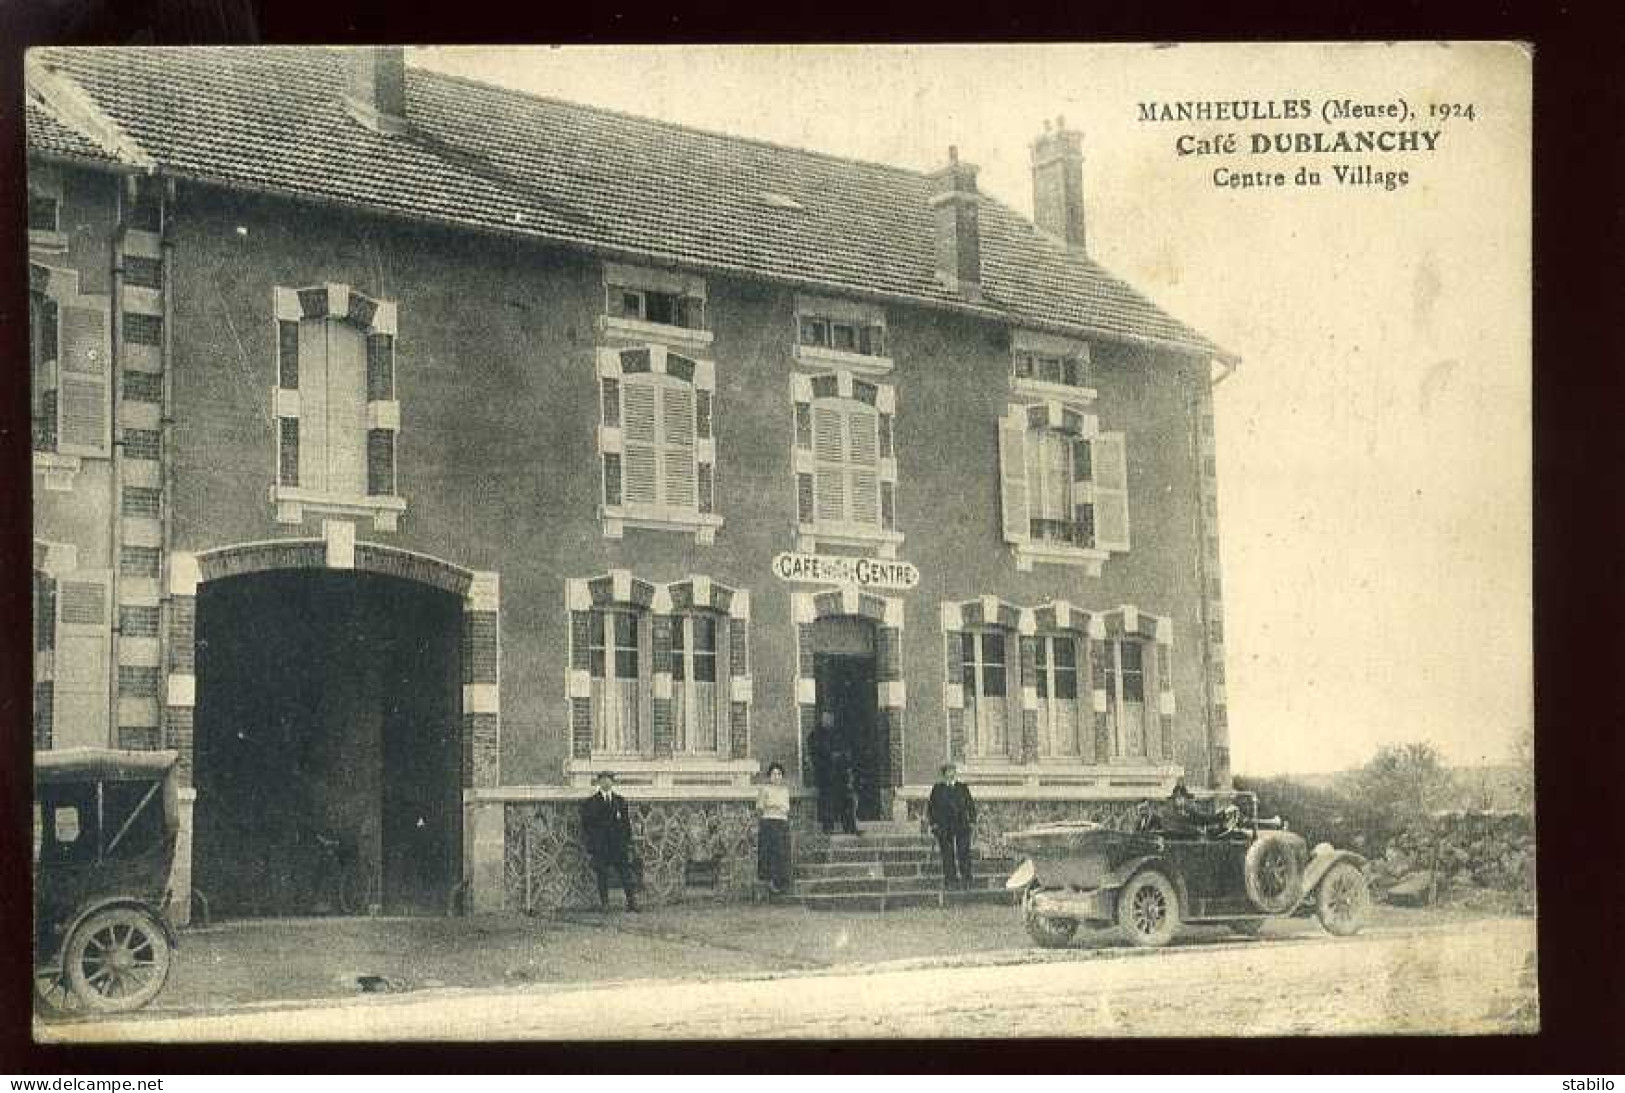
[159,176,176,749]
[107,177,128,745]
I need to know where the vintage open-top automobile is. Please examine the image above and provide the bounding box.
[34,748,182,1015]
[1003,790,1370,948]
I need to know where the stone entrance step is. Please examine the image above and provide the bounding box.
[799,885,1018,913]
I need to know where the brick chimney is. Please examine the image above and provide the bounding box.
[928,146,982,300]
[343,46,408,136]
[1031,116,1086,253]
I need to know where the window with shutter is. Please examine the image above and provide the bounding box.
[30,291,59,453]
[271,285,403,530]
[1000,401,1123,572]
[54,571,112,749]
[794,370,901,554]
[29,268,111,464]
[296,318,366,496]
[1091,432,1131,551]
[596,343,721,542]
[28,168,65,246]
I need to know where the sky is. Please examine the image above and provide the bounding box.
[415,43,1532,776]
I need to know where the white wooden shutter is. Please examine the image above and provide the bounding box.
[54,570,111,749]
[997,412,1030,544]
[622,380,659,505]
[326,322,367,498]
[1093,431,1131,551]
[297,319,328,492]
[660,383,696,508]
[813,404,846,523]
[847,406,879,526]
[56,301,110,457]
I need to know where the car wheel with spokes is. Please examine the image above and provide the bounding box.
[63,907,173,1013]
[1315,862,1370,936]
[1116,870,1180,948]
[1022,890,1079,948]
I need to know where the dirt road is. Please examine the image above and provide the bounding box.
[41,917,1535,1042]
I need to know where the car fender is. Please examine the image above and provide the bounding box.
[1300,847,1368,906]
[64,896,180,953]
[1098,853,1191,912]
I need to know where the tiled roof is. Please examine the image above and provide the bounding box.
[28,47,1226,359]
[25,96,121,165]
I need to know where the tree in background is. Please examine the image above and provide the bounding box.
[1351,742,1455,826]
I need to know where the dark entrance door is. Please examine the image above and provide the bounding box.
[193,570,462,918]
[814,647,888,822]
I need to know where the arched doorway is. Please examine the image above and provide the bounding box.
[191,569,463,917]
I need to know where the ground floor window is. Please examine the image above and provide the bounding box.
[589,608,645,754]
[1104,637,1147,759]
[672,611,724,754]
[961,629,1009,758]
[1034,633,1083,758]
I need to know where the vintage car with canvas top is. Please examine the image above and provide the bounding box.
[34,748,182,1015]
[1003,789,1370,948]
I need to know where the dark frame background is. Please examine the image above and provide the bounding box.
[1,0,1619,1075]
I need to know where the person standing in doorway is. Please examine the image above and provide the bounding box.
[807,711,837,834]
[580,771,639,912]
[828,732,860,836]
[928,763,977,888]
[755,762,793,895]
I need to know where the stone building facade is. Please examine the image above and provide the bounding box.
[27,47,1235,918]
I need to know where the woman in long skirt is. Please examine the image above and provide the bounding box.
[756,762,793,895]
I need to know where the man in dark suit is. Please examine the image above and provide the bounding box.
[927,763,977,888]
[580,771,639,912]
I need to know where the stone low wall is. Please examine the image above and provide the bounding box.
[485,789,1146,913]
[504,795,764,911]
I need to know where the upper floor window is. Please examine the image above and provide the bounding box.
[29,190,60,234]
[272,284,403,531]
[597,344,721,543]
[998,400,1127,573]
[28,164,66,249]
[792,372,901,555]
[29,264,111,479]
[1010,332,1093,397]
[799,315,886,358]
[1013,352,1090,389]
[793,294,892,375]
[609,284,705,331]
[31,289,59,454]
[599,262,712,348]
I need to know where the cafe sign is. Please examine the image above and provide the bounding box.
[772,551,920,592]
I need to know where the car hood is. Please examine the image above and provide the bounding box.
[1003,821,1163,858]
